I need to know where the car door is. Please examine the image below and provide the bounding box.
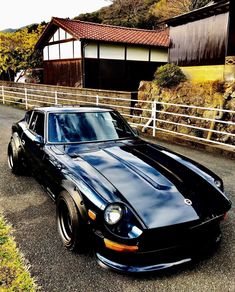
[21,110,46,181]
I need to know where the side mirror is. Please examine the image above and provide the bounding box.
[34,135,44,146]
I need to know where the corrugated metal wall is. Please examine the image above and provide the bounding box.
[169,12,229,66]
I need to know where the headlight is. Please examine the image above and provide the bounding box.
[104,204,123,225]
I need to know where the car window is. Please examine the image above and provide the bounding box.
[48,111,134,143]
[24,110,33,124]
[29,112,45,138]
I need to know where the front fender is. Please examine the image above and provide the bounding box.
[61,180,88,221]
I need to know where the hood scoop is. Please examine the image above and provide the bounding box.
[103,148,171,191]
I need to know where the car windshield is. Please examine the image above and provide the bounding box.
[48,111,135,143]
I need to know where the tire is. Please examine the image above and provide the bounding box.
[7,140,24,175]
[56,191,86,252]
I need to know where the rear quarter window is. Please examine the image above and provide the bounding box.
[24,110,33,124]
[29,111,45,138]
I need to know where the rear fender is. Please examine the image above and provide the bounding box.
[11,132,22,149]
[8,132,23,160]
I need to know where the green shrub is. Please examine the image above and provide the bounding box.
[154,64,186,88]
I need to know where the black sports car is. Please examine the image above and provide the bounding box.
[7,106,231,273]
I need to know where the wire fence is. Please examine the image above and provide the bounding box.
[0,84,234,149]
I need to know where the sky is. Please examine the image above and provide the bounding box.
[0,0,110,31]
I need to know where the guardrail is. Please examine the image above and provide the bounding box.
[0,84,234,149]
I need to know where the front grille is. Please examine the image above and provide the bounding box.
[139,218,221,252]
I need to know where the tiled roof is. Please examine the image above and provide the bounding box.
[37,17,169,48]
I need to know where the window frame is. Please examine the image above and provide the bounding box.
[28,110,46,140]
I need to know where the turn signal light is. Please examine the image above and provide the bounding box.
[104,238,138,252]
[88,210,97,221]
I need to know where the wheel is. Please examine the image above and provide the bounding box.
[56,191,86,252]
[7,140,24,175]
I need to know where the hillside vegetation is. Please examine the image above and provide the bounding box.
[75,0,212,29]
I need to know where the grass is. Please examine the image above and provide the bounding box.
[0,216,37,291]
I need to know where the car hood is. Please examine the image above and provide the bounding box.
[51,139,231,229]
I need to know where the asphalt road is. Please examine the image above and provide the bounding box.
[0,104,234,292]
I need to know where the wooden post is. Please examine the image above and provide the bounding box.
[2,85,5,104]
[25,88,28,109]
[152,100,156,137]
[55,91,58,105]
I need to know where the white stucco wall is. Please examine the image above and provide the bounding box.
[43,29,168,63]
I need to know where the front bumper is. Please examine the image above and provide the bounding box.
[96,252,191,273]
[96,253,192,273]
[93,219,222,273]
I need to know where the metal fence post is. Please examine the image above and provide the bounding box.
[2,85,5,104]
[25,88,28,109]
[96,95,99,106]
[55,91,58,105]
[152,100,156,137]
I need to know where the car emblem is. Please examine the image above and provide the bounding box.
[184,199,192,206]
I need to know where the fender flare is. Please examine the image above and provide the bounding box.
[11,132,22,150]
[61,180,88,221]
[8,132,23,168]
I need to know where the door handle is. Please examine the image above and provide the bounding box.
[21,140,25,146]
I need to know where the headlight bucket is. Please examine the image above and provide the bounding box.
[104,203,143,239]
[104,204,123,225]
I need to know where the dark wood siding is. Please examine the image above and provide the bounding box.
[44,59,82,87]
[169,12,229,66]
[84,59,164,91]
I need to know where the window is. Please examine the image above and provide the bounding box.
[29,112,45,138]
[24,110,33,124]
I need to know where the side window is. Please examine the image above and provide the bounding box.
[29,112,45,138]
[24,110,33,124]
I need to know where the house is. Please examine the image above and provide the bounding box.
[35,17,169,91]
[165,0,235,81]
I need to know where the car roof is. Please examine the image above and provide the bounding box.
[33,105,114,113]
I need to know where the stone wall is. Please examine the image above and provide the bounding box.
[0,81,133,116]
[135,80,235,145]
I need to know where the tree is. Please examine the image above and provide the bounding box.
[100,0,159,29]
[75,11,102,23]
[190,0,212,10]
[150,0,211,21]
[0,24,45,81]
[76,0,160,29]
